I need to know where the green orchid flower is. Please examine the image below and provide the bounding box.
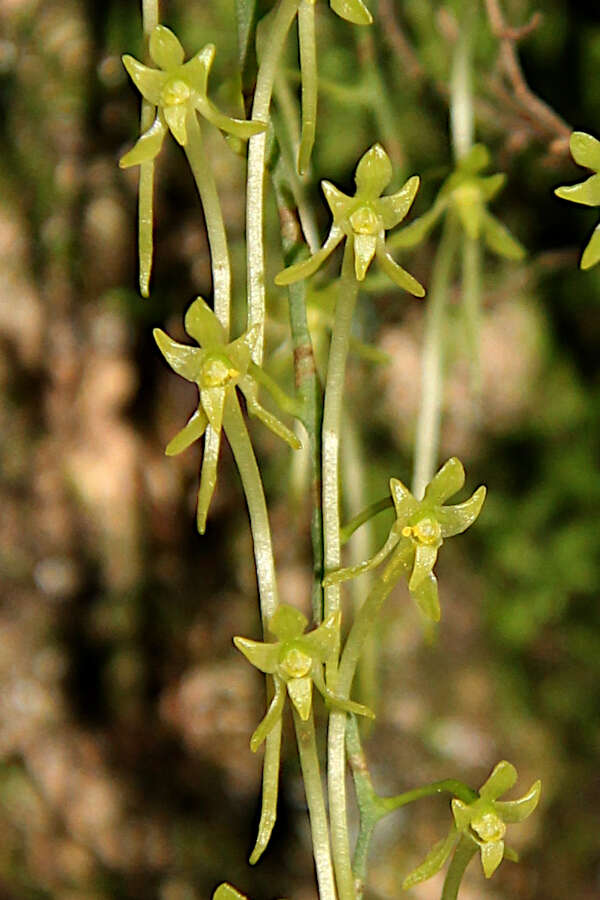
[324,458,486,621]
[393,144,525,261]
[234,604,374,751]
[154,297,300,533]
[403,761,541,888]
[275,144,425,295]
[555,131,600,270]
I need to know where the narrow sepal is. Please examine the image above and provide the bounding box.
[402,826,458,889]
[122,55,166,104]
[245,395,301,449]
[355,143,393,197]
[311,666,375,719]
[581,222,600,269]
[196,426,220,533]
[119,115,167,167]
[503,846,519,863]
[165,407,208,455]
[330,0,373,25]
[287,675,313,720]
[185,296,226,346]
[233,636,280,673]
[269,604,308,641]
[376,242,425,296]
[299,611,340,661]
[182,43,215,95]
[322,181,353,220]
[390,477,419,520]
[154,329,202,381]
[495,780,541,823]
[436,485,486,537]
[481,210,526,260]
[198,97,266,137]
[378,175,420,229]
[481,839,504,878]
[164,104,188,145]
[409,543,439,592]
[249,723,282,863]
[570,131,600,169]
[479,761,517,800]
[250,678,286,751]
[423,457,465,505]
[274,226,344,284]
[149,25,185,69]
[554,173,600,206]
[479,172,506,202]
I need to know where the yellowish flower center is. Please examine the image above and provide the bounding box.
[402,517,442,546]
[201,353,239,388]
[471,812,506,844]
[452,182,482,211]
[280,648,312,679]
[161,78,191,106]
[349,205,380,235]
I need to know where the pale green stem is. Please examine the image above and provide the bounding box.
[412,216,459,499]
[142,0,158,33]
[450,1,475,163]
[324,244,359,900]
[441,835,477,900]
[297,0,317,175]
[294,711,338,900]
[247,0,299,364]
[462,233,482,395]
[340,497,393,546]
[138,0,159,297]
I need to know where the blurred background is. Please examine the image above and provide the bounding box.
[0,0,599,897]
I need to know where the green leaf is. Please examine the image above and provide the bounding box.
[355,143,393,198]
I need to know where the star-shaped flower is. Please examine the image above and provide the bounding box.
[393,144,525,261]
[555,131,600,270]
[402,761,541,889]
[120,25,265,165]
[275,144,425,295]
[154,297,300,532]
[234,604,374,751]
[324,458,486,621]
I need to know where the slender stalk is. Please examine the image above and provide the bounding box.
[441,835,477,900]
[138,0,159,297]
[247,0,299,364]
[340,496,393,546]
[462,233,482,395]
[412,216,459,499]
[297,0,317,175]
[294,711,338,900]
[449,1,475,163]
[142,0,158,32]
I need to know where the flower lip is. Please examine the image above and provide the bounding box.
[279,647,313,679]
[201,352,239,388]
[402,517,442,546]
[161,77,192,106]
[471,811,506,845]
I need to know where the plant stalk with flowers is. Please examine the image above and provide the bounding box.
[119,1,549,898]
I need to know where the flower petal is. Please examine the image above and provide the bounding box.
[274,226,344,285]
[481,839,504,878]
[196,425,221,533]
[182,43,215,95]
[224,332,253,376]
[165,407,208,455]
[184,296,226,347]
[353,232,378,280]
[149,25,185,70]
[311,666,375,718]
[481,210,526,260]
[300,611,340,662]
[377,175,420,230]
[250,677,286,751]
[322,181,353,221]
[287,675,313,720]
[436,485,486,537]
[411,572,440,622]
[391,197,448,248]
[197,97,266,138]
[119,115,167,167]
[330,0,373,25]
[322,528,401,586]
[154,328,203,381]
[245,394,302,450]
[164,104,189,145]
[479,172,506,202]
[570,131,600,170]
[581,222,600,270]
[555,173,600,207]
[376,242,425,296]
[234,636,280,673]
[269,604,308,641]
[201,385,226,433]
[389,477,419,521]
[479,761,517,801]
[122,55,166,104]
[451,798,472,832]
[402,826,458,889]
[355,143,393,198]
[423,457,465,505]
[495,779,541,823]
[409,543,439,592]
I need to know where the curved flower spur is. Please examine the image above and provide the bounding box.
[403,761,541,889]
[120,25,265,295]
[555,131,600,270]
[275,144,426,294]
[154,297,300,532]
[324,458,486,621]
[234,604,374,752]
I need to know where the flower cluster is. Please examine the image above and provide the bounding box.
[234,604,374,751]
[555,131,600,270]
[403,761,541,888]
[324,458,485,621]
[275,144,425,294]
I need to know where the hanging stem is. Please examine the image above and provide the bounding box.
[441,835,477,900]
[294,711,338,900]
[247,0,299,364]
[297,0,318,175]
[462,233,482,395]
[137,0,159,297]
[449,0,475,164]
[412,216,459,499]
